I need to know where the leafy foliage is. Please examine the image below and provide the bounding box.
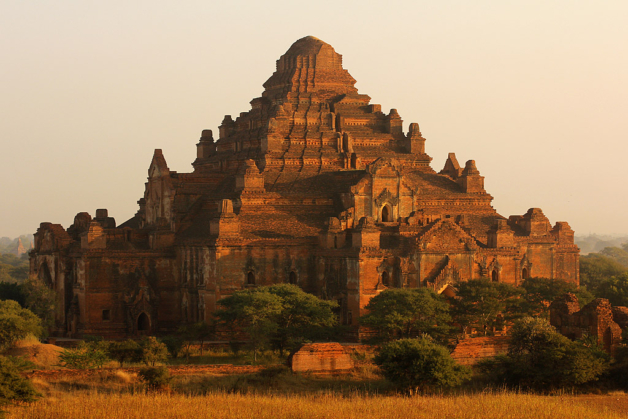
[21,277,56,333]
[478,317,609,390]
[0,282,26,307]
[59,341,110,369]
[177,321,215,359]
[451,279,523,335]
[264,284,337,355]
[360,288,453,343]
[217,285,337,359]
[138,366,171,389]
[520,277,593,318]
[0,355,39,411]
[160,335,184,359]
[374,337,470,392]
[0,300,42,350]
[107,340,142,366]
[140,337,169,366]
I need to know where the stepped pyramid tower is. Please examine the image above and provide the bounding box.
[29,37,579,339]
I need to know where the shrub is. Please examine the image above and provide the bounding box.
[138,366,171,389]
[0,300,42,351]
[478,317,609,390]
[0,355,39,411]
[108,340,142,366]
[374,337,470,392]
[160,335,184,359]
[360,288,454,343]
[140,337,169,366]
[59,341,110,369]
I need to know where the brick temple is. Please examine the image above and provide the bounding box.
[29,36,579,338]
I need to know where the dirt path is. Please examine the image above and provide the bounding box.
[24,364,266,380]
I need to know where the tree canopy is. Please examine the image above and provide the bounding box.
[478,317,609,390]
[374,337,470,392]
[360,288,453,343]
[451,279,523,336]
[520,277,593,318]
[216,284,337,357]
[0,300,42,350]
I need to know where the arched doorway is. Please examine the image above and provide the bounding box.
[247,271,255,285]
[381,205,391,222]
[381,271,390,287]
[39,263,53,287]
[137,312,150,334]
[491,270,499,282]
[289,271,297,285]
[522,268,529,280]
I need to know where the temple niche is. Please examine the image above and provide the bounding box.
[29,36,580,339]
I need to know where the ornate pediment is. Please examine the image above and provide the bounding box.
[374,188,399,207]
[417,219,478,253]
[367,158,402,178]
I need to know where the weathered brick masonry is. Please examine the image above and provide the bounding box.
[30,37,579,338]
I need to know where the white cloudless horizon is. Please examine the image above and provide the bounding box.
[1,0,626,238]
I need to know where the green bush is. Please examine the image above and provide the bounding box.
[374,337,470,392]
[0,300,42,350]
[59,341,110,369]
[138,366,171,389]
[360,288,454,343]
[159,335,183,359]
[108,340,142,366]
[140,337,169,366]
[0,355,39,411]
[477,317,609,391]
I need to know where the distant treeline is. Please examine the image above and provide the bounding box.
[576,234,628,255]
[580,242,628,307]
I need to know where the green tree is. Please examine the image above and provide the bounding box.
[138,366,171,390]
[360,288,453,343]
[217,285,339,359]
[580,253,627,294]
[140,337,169,366]
[108,340,142,366]
[217,290,282,362]
[59,341,110,369]
[599,246,628,268]
[592,272,628,307]
[374,337,470,393]
[265,284,337,355]
[451,279,523,336]
[0,300,42,351]
[478,317,609,390]
[177,321,215,360]
[0,282,26,306]
[0,356,39,412]
[521,277,593,318]
[21,276,56,333]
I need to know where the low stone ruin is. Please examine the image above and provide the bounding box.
[290,343,354,372]
[550,293,626,355]
[450,336,510,365]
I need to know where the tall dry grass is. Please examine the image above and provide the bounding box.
[6,391,627,419]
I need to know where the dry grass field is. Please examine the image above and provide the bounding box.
[4,350,627,419]
[6,391,628,419]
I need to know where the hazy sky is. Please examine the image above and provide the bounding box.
[1,1,626,238]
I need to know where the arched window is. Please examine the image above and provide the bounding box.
[491,270,499,282]
[289,271,297,285]
[382,271,390,287]
[39,263,53,287]
[381,205,390,222]
[334,236,338,248]
[137,312,150,333]
[522,268,529,280]
[247,271,255,285]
